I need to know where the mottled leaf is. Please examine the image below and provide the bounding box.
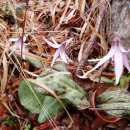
[18,64,90,123]
[38,96,66,123]
[18,80,66,123]
[36,64,90,109]
[97,87,130,118]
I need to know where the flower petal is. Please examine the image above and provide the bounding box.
[59,45,68,63]
[114,47,123,84]
[123,53,130,72]
[9,37,22,55]
[51,48,61,67]
[43,37,61,48]
[119,43,130,53]
[81,44,116,78]
[9,38,19,42]
[51,37,59,45]
[9,36,26,42]
[88,59,101,62]
[114,37,130,52]
[23,36,26,42]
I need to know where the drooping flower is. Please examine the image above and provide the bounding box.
[81,34,130,84]
[9,36,26,58]
[43,37,72,67]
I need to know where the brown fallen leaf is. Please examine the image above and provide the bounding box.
[0,125,12,130]
[91,116,107,130]
[35,120,60,130]
[0,101,8,120]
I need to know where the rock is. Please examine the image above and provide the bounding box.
[111,0,130,48]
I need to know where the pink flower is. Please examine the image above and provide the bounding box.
[43,37,72,67]
[81,34,130,84]
[9,36,26,58]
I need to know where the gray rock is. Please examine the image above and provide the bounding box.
[111,0,130,48]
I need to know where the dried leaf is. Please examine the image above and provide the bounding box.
[1,54,8,96]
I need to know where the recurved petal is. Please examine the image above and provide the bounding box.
[119,42,130,53]
[43,37,61,48]
[9,38,19,42]
[9,36,26,42]
[51,47,61,67]
[23,36,26,42]
[123,53,130,72]
[9,37,22,56]
[80,44,116,78]
[114,48,123,84]
[59,45,68,63]
[51,37,59,45]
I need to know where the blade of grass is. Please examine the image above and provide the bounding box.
[1,54,8,97]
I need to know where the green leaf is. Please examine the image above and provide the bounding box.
[0,116,16,128]
[100,77,113,83]
[120,76,129,88]
[18,64,90,123]
[38,96,66,123]
[18,80,45,113]
[24,124,31,130]
[96,87,130,118]
[36,64,90,109]
[15,52,42,68]
[18,80,67,123]
[97,88,130,103]
[25,56,42,68]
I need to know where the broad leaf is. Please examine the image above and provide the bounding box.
[97,87,130,118]
[19,80,45,113]
[38,96,66,123]
[18,80,66,123]
[18,64,90,123]
[15,51,42,68]
[25,56,42,68]
[36,64,90,109]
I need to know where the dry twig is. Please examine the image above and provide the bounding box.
[76,0,111,76]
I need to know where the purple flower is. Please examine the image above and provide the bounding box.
[9,36,26,58]
[81,34,130,84]
[43,37,72,67]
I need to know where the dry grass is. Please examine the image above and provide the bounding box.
[0,0,111,129]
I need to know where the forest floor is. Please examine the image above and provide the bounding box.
[0,0,130,130]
